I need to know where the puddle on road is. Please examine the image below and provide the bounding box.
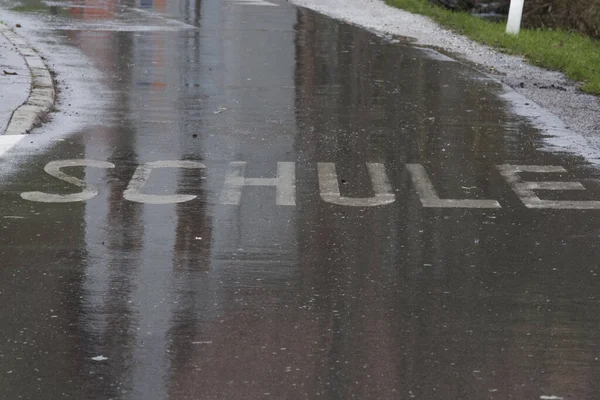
[0,2,599,400]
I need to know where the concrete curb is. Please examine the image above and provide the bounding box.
[0,23,55,135]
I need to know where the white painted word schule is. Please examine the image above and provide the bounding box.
[20,160,600,210]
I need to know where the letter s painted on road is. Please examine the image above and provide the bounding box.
[21,159,115,203]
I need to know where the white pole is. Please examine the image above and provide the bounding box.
[506,0,525,35]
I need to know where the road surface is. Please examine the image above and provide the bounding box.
[0,0,599,399]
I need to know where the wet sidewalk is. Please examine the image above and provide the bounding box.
[0,25,30,134]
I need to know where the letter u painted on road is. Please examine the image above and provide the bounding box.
[317,163,395,207]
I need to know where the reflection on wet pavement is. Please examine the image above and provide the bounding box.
[0,0,599,399]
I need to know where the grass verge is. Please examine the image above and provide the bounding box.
[10,4,48,12]
[385,0,600,95]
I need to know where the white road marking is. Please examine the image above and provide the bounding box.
[21,159,115,203]
[232,0,278,6]
[407,164,501,208]
[220,162,296,206]
[318,163,395,207]
[123,160,205,204]
[17,160,600,210]
[497,164,600,209]
[0,135,26,157]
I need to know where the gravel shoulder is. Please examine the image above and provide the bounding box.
[288,0,600,159]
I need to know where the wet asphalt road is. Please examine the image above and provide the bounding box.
[1,0,600,399]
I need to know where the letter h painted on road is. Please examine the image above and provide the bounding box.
[220,161,296,206]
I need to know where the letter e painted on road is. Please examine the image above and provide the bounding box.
[21,159,115,203]
[407,164,501,208]
[220,162,296,206]
[123,160,206,204]
[497,164,600,209]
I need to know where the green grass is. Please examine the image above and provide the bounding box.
[385,0,600,94]
[10,4,49,12]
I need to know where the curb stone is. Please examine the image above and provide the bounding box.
[0,23,55,135]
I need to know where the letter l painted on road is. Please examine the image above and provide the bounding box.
[407,164,501,208]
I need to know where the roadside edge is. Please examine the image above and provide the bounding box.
[0,23,55,136]
[289,0,600,165]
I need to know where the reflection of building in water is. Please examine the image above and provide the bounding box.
[139,0,201,25]
[66,0,216,398]
[69,0,117,19]
[161,1,310,398]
